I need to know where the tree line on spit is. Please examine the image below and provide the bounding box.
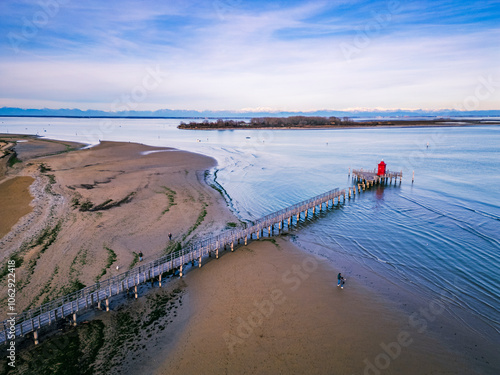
[178,116,354,129]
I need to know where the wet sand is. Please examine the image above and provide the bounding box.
[156,238,472,375]
[0,134,84,163]
[0,136,85,238]
[0,176,34,238]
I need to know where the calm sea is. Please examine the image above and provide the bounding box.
[2,117,499,369]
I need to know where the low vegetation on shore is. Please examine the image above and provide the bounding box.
[0,285,185,375]
[177,116,499,130]
[178,116,346,129]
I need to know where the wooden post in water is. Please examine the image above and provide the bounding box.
[305,209,308,219]
[216,248,219,259]
[73,313,77,326]
[34,330,39,345]
[313,206,316,215]
[412,171,414,183]
[244,235,248,245]
[134,285,138,299]
[106,298,110,312]
[231,242,234,251]
[159,274,162,287]
[198,255,202,268]
[180,264,183,277]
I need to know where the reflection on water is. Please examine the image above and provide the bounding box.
[375,185,386,200]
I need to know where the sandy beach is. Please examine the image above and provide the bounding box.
[0,137,484,374]
[0,137,235,319]
[154,238,472,375]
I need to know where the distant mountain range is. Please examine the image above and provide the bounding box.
[0,107,499,119]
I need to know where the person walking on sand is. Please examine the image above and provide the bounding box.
[139,252,143,262]
[168,233,172,241]
[337,273,342,287]
[340,277,346,289]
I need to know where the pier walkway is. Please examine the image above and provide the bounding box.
[1,186,348,345]
[351,168,403,193]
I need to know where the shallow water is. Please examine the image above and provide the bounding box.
[2,117,499,368]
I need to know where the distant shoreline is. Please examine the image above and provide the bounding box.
[178,123,500,130]
[0,115,253,120]
[178,118,500,130]
[1,115,500,122]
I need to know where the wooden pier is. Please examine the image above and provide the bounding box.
[0,186,347,345]
[351,168,403,193]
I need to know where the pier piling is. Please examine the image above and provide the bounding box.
[0,185,357,345]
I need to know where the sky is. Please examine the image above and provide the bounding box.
[0,0,499,112]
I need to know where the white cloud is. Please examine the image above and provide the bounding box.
[1,0,499,111]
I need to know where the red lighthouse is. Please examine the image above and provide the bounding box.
[377,160,386,176]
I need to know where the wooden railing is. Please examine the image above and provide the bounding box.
[0,186,346,344]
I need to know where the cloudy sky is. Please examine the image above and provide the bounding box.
[0,0,499,112]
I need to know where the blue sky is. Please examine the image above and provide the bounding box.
[0,0,499,111]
